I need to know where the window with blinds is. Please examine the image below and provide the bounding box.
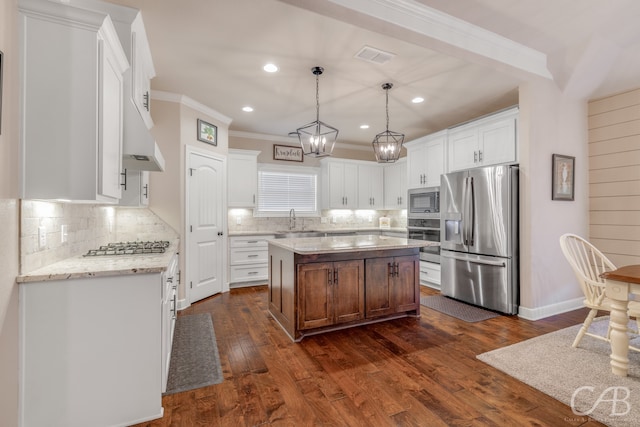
[256,166,319,216]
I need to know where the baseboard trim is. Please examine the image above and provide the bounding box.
[518,296,584,321]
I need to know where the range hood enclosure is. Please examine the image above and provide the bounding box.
[122,98,165,171]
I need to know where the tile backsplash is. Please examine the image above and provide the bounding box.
[228,209,407,233]
[20,201,177,274]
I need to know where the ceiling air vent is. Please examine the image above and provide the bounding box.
[354,46,395,65]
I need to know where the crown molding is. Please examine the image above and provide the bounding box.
[229,130,371,152]
[151,90,233,125]
[328,0,552,79]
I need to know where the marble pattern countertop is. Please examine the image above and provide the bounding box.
[229,227,408,237]
[17,240,180,283]
[269,234,436,255]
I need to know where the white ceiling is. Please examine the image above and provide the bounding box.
[105,0,640,149]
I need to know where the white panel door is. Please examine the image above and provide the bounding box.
[188,151,224,303]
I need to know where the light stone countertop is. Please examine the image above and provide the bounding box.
[268,234,435,255]
[17,240,180,283]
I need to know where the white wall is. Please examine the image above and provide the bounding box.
[518,79,589,319]
[149,94,231,302]
[0,0,20,424]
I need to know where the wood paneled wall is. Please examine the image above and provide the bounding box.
[588,89,640,266]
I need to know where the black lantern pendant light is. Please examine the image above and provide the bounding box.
[372,82,404,163]
[297,66,338,157]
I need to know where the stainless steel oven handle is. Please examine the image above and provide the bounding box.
[441,251,505,267]
[407,226,440,231]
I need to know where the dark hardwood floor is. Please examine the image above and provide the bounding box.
[134,285,605,427]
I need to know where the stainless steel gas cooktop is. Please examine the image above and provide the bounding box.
[83,241,170,257]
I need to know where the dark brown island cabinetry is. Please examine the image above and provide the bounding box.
[268,237,423,341]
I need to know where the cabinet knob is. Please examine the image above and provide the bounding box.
[217,231,224,236]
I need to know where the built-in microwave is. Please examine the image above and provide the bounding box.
[408,187,440,217]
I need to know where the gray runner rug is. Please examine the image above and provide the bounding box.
[478,318,640,427]
[164,313,223,395]
[420,295,500,322]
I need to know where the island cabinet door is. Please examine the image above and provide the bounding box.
[333,260,365,324]
[298,263,334,330]
[393,256,420,313]
[365,257,395,318]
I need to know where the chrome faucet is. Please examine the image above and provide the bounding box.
[289,208,296,230]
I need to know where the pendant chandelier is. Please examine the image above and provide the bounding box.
[372,82,404,163]
[297,66,338,157]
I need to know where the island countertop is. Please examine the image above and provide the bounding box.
[268,234,436,255]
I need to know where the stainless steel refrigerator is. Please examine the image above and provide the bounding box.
[440,164,519,314]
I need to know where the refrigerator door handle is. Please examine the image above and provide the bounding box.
[468,176,475,246]
[462,176,469,245]
[441,251,506,267]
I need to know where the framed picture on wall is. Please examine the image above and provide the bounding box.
[552,154,575,201]
[197,119,217,146]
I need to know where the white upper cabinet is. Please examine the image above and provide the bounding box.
[321,159,358,209]
[406,131,446,189]
[447,107,518,172]
[69,0,164,171]
[130,16,156,129]
[19,0,129,202]
[357,164,384,209]
[228,149,259,208]
[383,159,407,210]
[119,169,150,207]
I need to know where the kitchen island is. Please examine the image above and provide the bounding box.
[268,234,434,341]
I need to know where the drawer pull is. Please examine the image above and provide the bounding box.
[248,254,259,258]
[248,271,258,275]
[247,240,258,243]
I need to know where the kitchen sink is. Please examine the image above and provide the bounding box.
[273,231,326,239]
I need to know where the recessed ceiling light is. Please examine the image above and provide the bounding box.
[242,106,254,112]
[263,63,278,73]
[412,97,425,104]
[360,124,370,129]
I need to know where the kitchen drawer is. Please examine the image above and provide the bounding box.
[230,264,268,282]
[420,261,441,287]
[230,247,268,265]
[229,235,273,248]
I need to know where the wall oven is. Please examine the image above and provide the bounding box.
[407,215,440,263]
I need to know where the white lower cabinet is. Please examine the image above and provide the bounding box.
[20,273,164,427]
[420,261,441,289]
[229,235,273,285]
[161,254,179,393]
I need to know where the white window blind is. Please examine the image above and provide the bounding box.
[257,167,318,215]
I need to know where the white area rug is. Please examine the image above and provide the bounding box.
[477,318,640,426]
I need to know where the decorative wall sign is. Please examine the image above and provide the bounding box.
[197,119,217,146]
[552,154,575,201]
[273,144,303,162]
